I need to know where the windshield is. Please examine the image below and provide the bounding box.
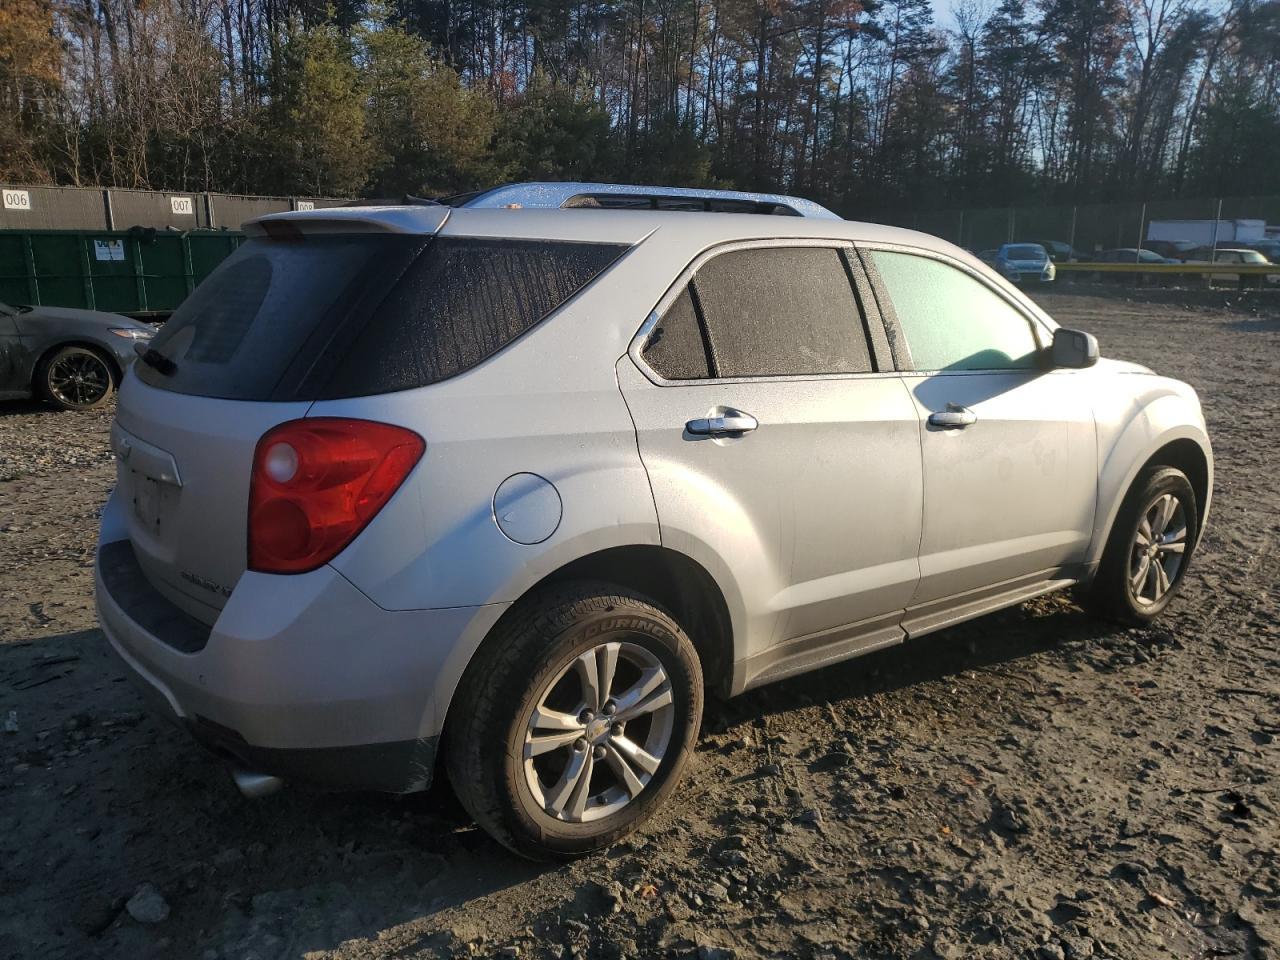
[1137,250,1164,262]
[1004,245,1046,260]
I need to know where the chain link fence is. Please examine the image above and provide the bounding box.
[878,195,1280,256]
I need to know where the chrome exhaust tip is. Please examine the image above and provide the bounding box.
[231,769,285,799]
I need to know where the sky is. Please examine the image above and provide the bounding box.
[933,0,962,32]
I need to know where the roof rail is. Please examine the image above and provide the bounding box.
[446,182,841,220]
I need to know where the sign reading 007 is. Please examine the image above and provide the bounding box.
[170,196,194,215]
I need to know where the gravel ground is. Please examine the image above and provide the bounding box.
[1,290,1277,960]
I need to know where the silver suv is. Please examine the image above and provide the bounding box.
[96,183,1213,859]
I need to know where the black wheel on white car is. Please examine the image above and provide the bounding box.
[444,583,703,860]
[37,345,115,410]
[1086,466,1199,624]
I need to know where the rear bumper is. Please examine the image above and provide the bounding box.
[95,528,507,793]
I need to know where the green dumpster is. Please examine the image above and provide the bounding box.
[0,228,243,318]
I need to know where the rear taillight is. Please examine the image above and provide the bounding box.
[248,418,424,574]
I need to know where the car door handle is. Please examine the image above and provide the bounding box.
[686,411,759,437]
[927,403,977,430]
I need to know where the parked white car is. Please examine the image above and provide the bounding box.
[1184,247,1280,286]
[95,183,1212,859]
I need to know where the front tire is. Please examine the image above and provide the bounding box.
[444,583,703,860]
[1086,466,1199,624]
[37,345,115,411]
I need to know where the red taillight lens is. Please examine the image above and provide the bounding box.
[248,418,425,574]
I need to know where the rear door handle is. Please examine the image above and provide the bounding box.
[927,403,977,430]
[686,410,758,437]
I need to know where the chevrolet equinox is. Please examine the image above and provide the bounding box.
[95,182,1213,859]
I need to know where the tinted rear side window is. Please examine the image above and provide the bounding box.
[323,238,626,396]
[693,247,871,377]
[136,235,627,401]
[641,287,711,380]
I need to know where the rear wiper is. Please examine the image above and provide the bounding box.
[135,342,177,376]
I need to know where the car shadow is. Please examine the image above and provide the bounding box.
[0,398,58,416]
[712,592,1106,731]
[1226,315,1280,333]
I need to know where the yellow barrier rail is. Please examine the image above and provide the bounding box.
[1056,261,1280,275]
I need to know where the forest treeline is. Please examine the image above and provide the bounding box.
[1,0,1278,217]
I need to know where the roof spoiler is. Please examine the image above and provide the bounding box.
[243,204,450,237]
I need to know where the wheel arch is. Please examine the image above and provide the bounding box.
[431,543,736,787]
[1143,437,1210,530]
[535,545,735,696]
[1092,420,1213,567]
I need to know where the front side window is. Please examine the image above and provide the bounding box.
[870,250,1042,372]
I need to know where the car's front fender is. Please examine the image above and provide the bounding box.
[1088,375,1213,565]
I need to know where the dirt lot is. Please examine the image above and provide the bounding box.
[1,290,1277,960]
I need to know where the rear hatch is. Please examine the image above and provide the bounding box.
[112,212,446,623]
[110,206,633,623]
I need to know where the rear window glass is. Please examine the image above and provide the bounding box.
[136,235,627,400]
[135,236,406,400]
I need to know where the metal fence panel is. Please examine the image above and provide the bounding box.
[209,194,292,229]
[108,188,208,230]
[0,185,108,231]
[1,184,352,231]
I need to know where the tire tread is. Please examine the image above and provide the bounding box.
[1085,465,1198,624]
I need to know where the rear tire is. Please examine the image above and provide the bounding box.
[1085,466,1198,625]
[37,345,115,411]
[444,583,703,860]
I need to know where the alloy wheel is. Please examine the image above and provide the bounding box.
[523,640,675,823]
[47,352,111,407]
[1128,493,1187,606]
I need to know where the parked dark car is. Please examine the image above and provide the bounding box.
[1142,240,1199,261]
[1093,248,1177,265]
[1025,239,1084,262]
[0,302,154,410]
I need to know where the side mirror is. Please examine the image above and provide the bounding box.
[1051,327,1099,368]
